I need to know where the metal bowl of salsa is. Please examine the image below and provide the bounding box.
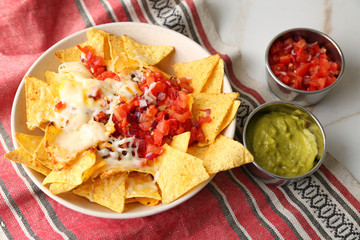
[265,28,345,106]
[243,101,326,185]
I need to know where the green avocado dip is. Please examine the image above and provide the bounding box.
[247,111,319,177]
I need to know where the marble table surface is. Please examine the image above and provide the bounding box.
[205,0,360,182]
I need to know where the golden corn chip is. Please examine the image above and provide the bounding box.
[55,28,106,62]
[144,65,172,79]
[122,35,174,65]
[135,197,160,206]
[73,173,127,213]
[108,34,139,73]
[15,133,43,156]
[172,54,220,93]
[55,45,82,63]
[25,76,55,130]
[42,148,96,186]
[45,71,61,98]
[156,144,209,204]
[4,147,51,176]
[170,131,191,152]
[125,172,161,200]
[218,100,241,134]
[87,28,110,60]
[49,182,77,195]
[44,124,78,169]
[202,134,254,174]
[95,162,156,179]
[82,160,106,182]
[187,145,209,160]
[33,136,54,170]
[125,198,137,204]
[191,92,239,146]
[201,58,224,93]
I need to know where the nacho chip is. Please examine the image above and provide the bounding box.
[122,35,174,65]
[49,182,77,195]
[156,144,209,204]
[33,136,54,170]
[108,34,139,73]
[125,172,161,200]
[42,148,96,186]
[201,58,224,93]
[15,133,43,156]
[187,145,209,160]
[172,54,220,93]
[218,100,241,134]
[73,173,127,213]
[44,124,79,169]
[191,92,239,146]
[202,134,254,174]
[4,147,51,176]
[55,28,106,62]
[170,131,191,152]
[135,197,160,206]
[25,76,55,130]
[45,71,61,98]
[87,28,110,60]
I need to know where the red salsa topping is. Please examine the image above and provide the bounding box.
[269,37,340,91]
[77,45,209,161]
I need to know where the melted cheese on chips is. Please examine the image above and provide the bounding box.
[51,61,143,158]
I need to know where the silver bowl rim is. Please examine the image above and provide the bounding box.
[243,100,327,180]
[265,27,345,95]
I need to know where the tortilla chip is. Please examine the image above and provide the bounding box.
[201,58,224,93]
[135,197,160,206]
[108,34,139,73]
[44,124,79,169]
[170,131,191,152]
[172,54,220,93]
[49,182,77,195]
[144,65,172,79]
[218,100,241,133]
[42,148,96,186]
[87,28,110,60]
[202,134,254,174]
[33,136,54,170]
[15,133,43,155]
[25,76,55,130]
[156,144,209,204]
[191,92,239,146]
[73,173,127,213]
[125,172,161,200]
[187,145,209,160]
[4,147,51,176]
[123,35,174,65]
[55,28,106,62]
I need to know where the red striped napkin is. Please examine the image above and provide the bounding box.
[0,0,359,239]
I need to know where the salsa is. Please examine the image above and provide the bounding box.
[269,36,340,91]
[247,111,318,177]
[72,45,208,162]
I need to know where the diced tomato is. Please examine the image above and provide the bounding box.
[54,101,66,112]
[153,129,163,146]
[296,63,312,77]
[269,36,339,91]
[279,55,291,65]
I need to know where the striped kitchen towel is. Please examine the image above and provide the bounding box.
[0,0,359,239]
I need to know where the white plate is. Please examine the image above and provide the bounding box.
[11,22,235,219]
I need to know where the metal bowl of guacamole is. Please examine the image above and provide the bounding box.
[243,101,326,185]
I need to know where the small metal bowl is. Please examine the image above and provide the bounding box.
[266,28,345,106]
[243,101,326,185]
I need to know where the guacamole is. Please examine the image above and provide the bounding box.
[247,111,318,177]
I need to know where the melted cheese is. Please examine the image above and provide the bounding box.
[52,61,148,166]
